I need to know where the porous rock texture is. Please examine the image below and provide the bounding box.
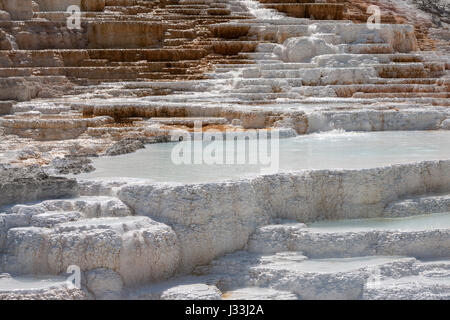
[0,0,449,300]
[0,164,78,208]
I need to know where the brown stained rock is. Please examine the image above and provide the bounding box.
[335,0,447,51]
[0,76,73,102]
[0,116,114,140]
[265,3,344,20]
[0,0,447,168]
[1,0,33,20]
[0,101,12,115]
[0,0,257,92]
[210,24,250,39]
[87,22,165,49]
[47,156,94,175]
[34,0,105,12]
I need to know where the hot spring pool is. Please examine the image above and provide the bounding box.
[78,130,450,183]
[308,212,450,232]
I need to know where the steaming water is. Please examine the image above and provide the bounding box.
[78,130,450,183]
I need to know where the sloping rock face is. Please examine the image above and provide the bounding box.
[413,0,449,25]
[1,160,449,300]
[336,0,449,51]
[0,0,449,300]
[0,165,78,208]
[0,0,33,20]
[5,216,180,286]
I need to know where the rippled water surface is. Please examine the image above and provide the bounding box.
[78,130,450,183]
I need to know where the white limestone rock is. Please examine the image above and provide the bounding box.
[0,165,78,208]
[247,221,307,254]
[0,275,89,300]
[117,160,450,272]
[85,268,123,300]
[31,211,82,228]
[9,196,133,220]
[1,0,33,20]
[0,216,6,251]
[363,275,450,300]
[5,216,180,286]
[125,277,222,300]
[117,182,273,272]
[333,23,418,53]
[297,68,321,85]
[313,54,381,68]
[384,194,450,217]
[275,25,309,43]
[242,68,261,78]
[15,147,41,161]
[320,67,377,85]
[442,119,450,130]
[160,284,222,300]
[199,251,418,300]
[77,179,129,197]
[222,287,297,300]
[0,196,134,250]
[363,259,450,299]
[306,110,449,132]
[279,37,337,63]
[295,86,337,97]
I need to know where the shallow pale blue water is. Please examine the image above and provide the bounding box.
[79,130,450,183]
[308,212,450,232]
[0,276,67,291]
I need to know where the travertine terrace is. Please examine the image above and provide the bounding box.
[0,0,449,300]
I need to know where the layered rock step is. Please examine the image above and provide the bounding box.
[247,213,450,259]
[1,0,448,150]
[0,114,115,140]
[1,208,180,287]
[385,194,450,217]
[124,190,450,300]
[1,196,133,249]
[1,165,450,299]
[261,2,344,20]
[1,90,447,168]
[194,252,450,300]
[3,2,362,100]
[0,0,449,301]
[123,255,449,300]
[0,0,259,99]
[0,274,88,300]
[205,20,449,107]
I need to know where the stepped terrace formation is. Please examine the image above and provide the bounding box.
[0,0,449,300]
